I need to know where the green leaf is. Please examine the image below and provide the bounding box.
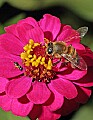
[6,0,93,21]
[0,108,30,120]
[0,0,5,7]
[71,105,93,120]
[6,0,43,10]
[0,24,5,34]
[81,34,93,51]
[46,0,93,21]
[62,0,93,22]
[4,13,25,26]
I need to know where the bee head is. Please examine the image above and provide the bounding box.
[47,42,53,54]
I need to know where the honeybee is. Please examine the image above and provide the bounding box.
[45,27,88,70]
[14,62,23,71]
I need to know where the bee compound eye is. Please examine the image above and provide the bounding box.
[19,66,23,71]
[48,48,53,54]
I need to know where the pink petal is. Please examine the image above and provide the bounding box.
[5,17,38,37]
[16,24,33,44]
[73,43,85,51]
[29,105,42,120]
[0,77,8,93]
[61,68,87,80]
[74,67,93,87]
[54,62,68,72]
[57,98,79,116]
[82,47,93,66]
[83,55,93,67]
[6,76,31,98]
[39,14,61,40]
[0,95,12,111]
[51,77,78,99]
[57,26,72,40]
[52,58,68,72]
[0,56,23,78]
[11,99,33,117]
[5,24,18,36]
[62,25,72,30]
[39,106,61,120]
[57,25,80,43]
[17,17,38,27]
[26,27,44,43]
[27,82,51,104]
[47,84,64,111]
[0,33,24,55]
[74,85,91,104]
[17,24,44,44]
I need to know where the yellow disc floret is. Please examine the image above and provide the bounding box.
[46,58,52,70]
[29,39,34,46]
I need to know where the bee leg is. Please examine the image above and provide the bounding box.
[63,60,69,66]
[71,64,76,69]
[53,58,61,66]
[64,60,76,69]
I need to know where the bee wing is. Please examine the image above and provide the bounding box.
[77,27,88,38]
[62,54,87,70]
[76,55,87,70]
[64,27,88,43]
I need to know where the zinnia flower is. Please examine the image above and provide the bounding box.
[0,14,93,120]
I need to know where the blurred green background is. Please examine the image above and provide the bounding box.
[0,0,93,120]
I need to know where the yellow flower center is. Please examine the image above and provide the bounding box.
[20,39,52,70]
[19,39,55,83]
